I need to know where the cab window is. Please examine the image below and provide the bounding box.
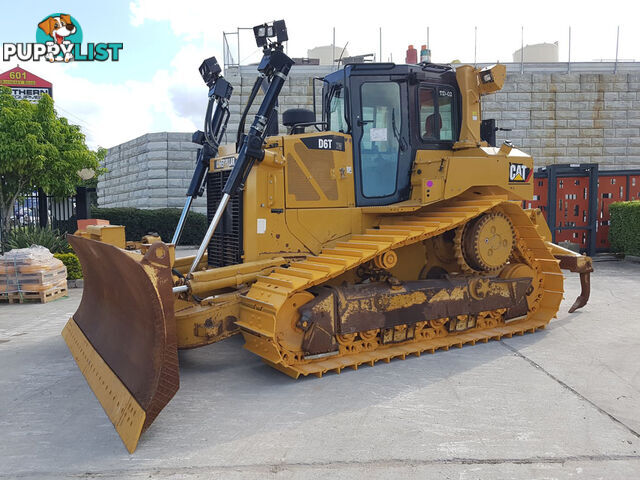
[328,87,346,133]
[438,89,454,140]
[419,86,455,141]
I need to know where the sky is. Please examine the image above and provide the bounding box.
[2,0,639,149]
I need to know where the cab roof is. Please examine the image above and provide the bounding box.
[323,62,458,86]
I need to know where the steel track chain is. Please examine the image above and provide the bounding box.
[237,198,563,378]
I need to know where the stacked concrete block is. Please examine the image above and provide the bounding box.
[99,64,640,211]
[99,132,204,213]
[482,72,640,170]
[224,65,334,143]
[99,65,335,213]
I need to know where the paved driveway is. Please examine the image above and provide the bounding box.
[0,259,638,479]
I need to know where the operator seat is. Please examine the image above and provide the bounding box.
[283,108,315,134]
[424,113,442,138]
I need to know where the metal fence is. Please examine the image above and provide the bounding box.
[0,187,96,246]
[221,24,636,73]
[222,27,259,69]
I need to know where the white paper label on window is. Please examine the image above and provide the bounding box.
[370,127,387,142]
[257,218,266,234]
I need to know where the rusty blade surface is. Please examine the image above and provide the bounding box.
[68,235,179,433]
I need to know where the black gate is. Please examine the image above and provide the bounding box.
[0,187,96,247]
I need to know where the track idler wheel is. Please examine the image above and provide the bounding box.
[500,262,539,312]
[277,292,314,355]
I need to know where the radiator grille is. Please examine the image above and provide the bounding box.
[206,170,243,267]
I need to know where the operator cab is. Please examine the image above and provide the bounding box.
[322,63,461,207]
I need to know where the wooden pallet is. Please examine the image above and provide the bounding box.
[0,283,68,304]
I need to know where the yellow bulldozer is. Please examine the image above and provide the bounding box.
[62,20,593,453]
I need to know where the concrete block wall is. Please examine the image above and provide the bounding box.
[99,66,336,212]
[483,72,640,169]
[99,64,640,212]
[223,65,335,144]
[99,132,204,213]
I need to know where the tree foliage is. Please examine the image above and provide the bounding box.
[0,86,102,230]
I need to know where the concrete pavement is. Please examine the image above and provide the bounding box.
[0,259,638,479]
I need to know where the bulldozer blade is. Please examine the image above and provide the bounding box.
[61,235,179,453]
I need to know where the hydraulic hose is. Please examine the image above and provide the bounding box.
[236,75,265,148]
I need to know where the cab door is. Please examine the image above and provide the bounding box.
[350,76,412,206]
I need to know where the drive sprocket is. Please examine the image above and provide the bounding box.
[455,211,515,273]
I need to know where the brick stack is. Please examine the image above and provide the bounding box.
[0,246,68,304]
